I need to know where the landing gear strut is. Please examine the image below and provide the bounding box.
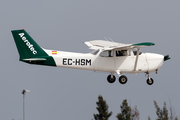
[107,73,116,83]
[145,72,154,85]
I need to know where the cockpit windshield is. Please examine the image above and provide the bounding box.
[133,48,142,55]
[91,49,100,55]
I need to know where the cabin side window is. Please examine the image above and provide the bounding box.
[133,48,142,55]
[116,50,130,57]
[100,50,113,57]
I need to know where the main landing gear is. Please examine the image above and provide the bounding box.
[107,72,154,85]
[107,74,116,83]
[145,72,154,85]
[119,75,128,84]
[107,74,128,84]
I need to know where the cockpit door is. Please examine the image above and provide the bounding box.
[115,50,134,72]
[94,50,115,72]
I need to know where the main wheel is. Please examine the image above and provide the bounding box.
[119,75,128,84]
[107,75,116,83]
[147,78,154,85]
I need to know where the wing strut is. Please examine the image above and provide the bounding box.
[133,48,140,71]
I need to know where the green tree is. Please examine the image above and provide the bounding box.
[148,116,151,120]
[168,98,178,120]
[93,95,112,120]
[116,99,131,120]
[154,101,178,120]
[131,105,140,120]
[154,101,168,120]
[116,99,139,120]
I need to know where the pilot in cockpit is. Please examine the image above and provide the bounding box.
[116,50,127,56]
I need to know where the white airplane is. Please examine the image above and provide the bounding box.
[11,29,170,85]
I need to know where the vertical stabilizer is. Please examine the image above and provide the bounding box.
[11,29,48,60]
[11,29,56,66]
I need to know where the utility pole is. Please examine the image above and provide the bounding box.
[22,89,30,120]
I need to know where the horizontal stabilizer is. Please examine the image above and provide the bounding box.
[22,58,47,64]
[23,58,47,61]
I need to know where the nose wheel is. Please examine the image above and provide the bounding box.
[147,78,154,85]
[145,73,154,85]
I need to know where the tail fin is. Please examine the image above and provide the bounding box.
[11,29,56,66]
[11,29,48,60]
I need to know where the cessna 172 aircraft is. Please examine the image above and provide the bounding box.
[11,29,170,85]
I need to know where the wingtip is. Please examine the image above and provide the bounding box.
[133,42,155,46]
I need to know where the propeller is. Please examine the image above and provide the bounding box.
[164,55,170,61]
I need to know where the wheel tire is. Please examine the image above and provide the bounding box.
[119,75,128,84]
[147,78,154,85]
[107,75,116,83]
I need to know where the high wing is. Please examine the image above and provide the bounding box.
[84,40,155,50]
[84,40,155,72]
[84,40,131,50]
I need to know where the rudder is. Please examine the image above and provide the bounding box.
[11,29,48,61]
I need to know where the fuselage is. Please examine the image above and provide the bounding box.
[44,49,164,74]
[11,29,170,85]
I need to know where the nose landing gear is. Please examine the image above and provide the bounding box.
[145,72,154,85]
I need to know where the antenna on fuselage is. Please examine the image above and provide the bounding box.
[104,37,114,46]
[104,37,109,41]
[109,37,116,46]
[109,37,114,42]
